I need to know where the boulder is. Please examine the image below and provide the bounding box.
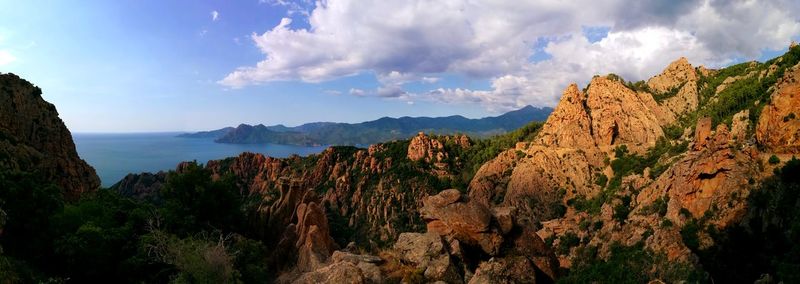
[421,191,503,255]
[291,250,384,284]
[507,229,559,282]
[292,262,367,284]
[491,207,516,235]
[469,256,537,284]
[393,232,461,283]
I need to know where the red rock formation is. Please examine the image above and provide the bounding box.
[535,76,664,152]
[647,57,700,119]
[638,122,757,228]
[756,63,800,153]
[414,189,558,283]
[420,189,503,255]
[294,202,339,272]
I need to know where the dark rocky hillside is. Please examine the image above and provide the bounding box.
[0,73,99,200]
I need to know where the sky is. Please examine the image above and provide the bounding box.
[0,0,799,132]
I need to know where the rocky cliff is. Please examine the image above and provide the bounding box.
[756,62,800,153]
[464,47,800,281]
[0,73,99,200]
[647,57,700,119]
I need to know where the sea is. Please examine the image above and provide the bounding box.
[72,132,328,187]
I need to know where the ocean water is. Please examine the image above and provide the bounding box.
[72,132,328,187]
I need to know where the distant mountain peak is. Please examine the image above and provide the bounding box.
[180,105,553,146]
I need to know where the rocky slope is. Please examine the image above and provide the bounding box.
[113,45,800,283]
[465,46,800,281]
[0,73,99,200]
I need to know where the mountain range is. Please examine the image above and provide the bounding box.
[179,105,553,146]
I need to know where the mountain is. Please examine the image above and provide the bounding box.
[215,123,318,145]
[5,46,800,283]
[117,45,800,283]
[0,73,99,200]
[179,105,553,145]
[178,126,234,138]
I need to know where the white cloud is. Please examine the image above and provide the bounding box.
[261,0,314,16]
[349,88,366,96]
[221,0,800,111]
[421,77,440,84]
[0,50,15,66]
[211,10,219,21]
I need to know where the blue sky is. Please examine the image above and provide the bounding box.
[1,0,798,132]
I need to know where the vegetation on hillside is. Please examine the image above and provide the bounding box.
[0,164,270,283]
[683,157,800,283]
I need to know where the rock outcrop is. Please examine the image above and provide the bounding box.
[294,201,339,272]
[647,57,700,119]
[468,256,537,284]
[0,73,99,200]
[534,84,596,149]
[202,146,440,244]
[111,172,167,200]
[407,132,467,176]
[536,76,664,152]
[756,63,800,153]
[730,110,750,142]
[420,189,503,256]
[638,121,757,228]
[413,190,559,283]
[393,232,462,283]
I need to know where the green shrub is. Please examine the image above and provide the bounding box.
[769,155,781,165]
[594,173,608,187]
[652,82,686,103]
[663,124,684,140]
[640,196,669,216]
[558,232,581,254]
[561,242,702,283]
[680,219,701,251]
[784,113,796,122]
[613,196,632,223]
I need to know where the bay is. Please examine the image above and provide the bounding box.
[72,132,328,187]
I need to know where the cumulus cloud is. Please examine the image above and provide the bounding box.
[221,0,800,111]
[211,10,219,21]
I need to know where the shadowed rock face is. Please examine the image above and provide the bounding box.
[0,73,99,199]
